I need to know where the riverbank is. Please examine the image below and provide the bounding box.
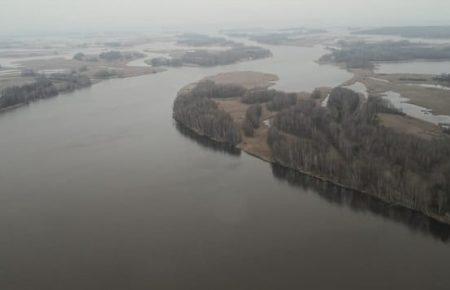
[177,117,450,225]
[346,69,450,116]
[174,71,450,226]
[0,53,164,112]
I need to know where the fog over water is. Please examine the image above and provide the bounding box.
[2,1,450,290]
[2,0,450,35]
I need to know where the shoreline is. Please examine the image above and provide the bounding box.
[0,102,27,113]
[0,69,161,114]
[174,70,450,226]
[177,119,450,226]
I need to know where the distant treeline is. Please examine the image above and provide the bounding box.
[177,33,239,47]
[248,30,326,45]
[249,34,292,45]
[224,28,327,45]
[0,73,91,110]
[354,26,450,39]
[149,46,272,67]
[320,41,450,69]
[73,51,146,62]
[268,87,450,222]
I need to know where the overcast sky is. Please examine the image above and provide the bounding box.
[2,0,450,35]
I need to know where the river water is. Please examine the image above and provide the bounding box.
[1,43,449,290]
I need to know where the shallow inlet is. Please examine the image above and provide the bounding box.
[382,90,450,126]
[376,60,450,75]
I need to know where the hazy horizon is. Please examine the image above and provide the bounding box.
[2,0,450,36]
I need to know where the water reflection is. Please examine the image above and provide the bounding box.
[175,121,241,156]
[271,163,450,243]
[174,121,450,242]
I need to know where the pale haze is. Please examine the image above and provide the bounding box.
[1,0,450,289]
[2,0,450,35]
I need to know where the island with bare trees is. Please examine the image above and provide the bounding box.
[173,71,450,225]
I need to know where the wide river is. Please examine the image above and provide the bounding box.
[1,43,449,290]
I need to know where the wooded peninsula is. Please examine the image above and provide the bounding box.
[173,72,450,225]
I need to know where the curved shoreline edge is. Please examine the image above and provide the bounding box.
[173,74,450,226]
[175,119,450,226]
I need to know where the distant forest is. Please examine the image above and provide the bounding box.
[320,41,450,69]
[173,80,243,145]
[149,46,272,67]
[73,50,146,62]
[0,73,91,110]
[224,28,327,45]
[176,33,239,47]
[354,26,450,39]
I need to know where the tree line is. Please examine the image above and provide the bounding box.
[0,73,91,110]
[150,46,272,67]
[268,87,450,220]
[177,33,239,47]
[73,51,146,62]
[173,80,242,145]
[320,40,450,69]
[354,26,450,39]
[173,79,301,142]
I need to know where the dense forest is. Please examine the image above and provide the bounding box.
[268,87,450,221]
[354,26,450,39]
[242,104,262,137]
[150,46,272,67]
[173,80,295,141]
[173,80,243,145]
[320,41,450,69]
[0,73,91,110]
[173,78,450,222]
[73,51,145,62]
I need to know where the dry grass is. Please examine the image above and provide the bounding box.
[205,71,278,89]
[378,113,442,140]
[16,57,160,81]
[350,70,450,115]
[239,125,272,161]
[216,98,250,125]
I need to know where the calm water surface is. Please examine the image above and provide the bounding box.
[1,44,449,290]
